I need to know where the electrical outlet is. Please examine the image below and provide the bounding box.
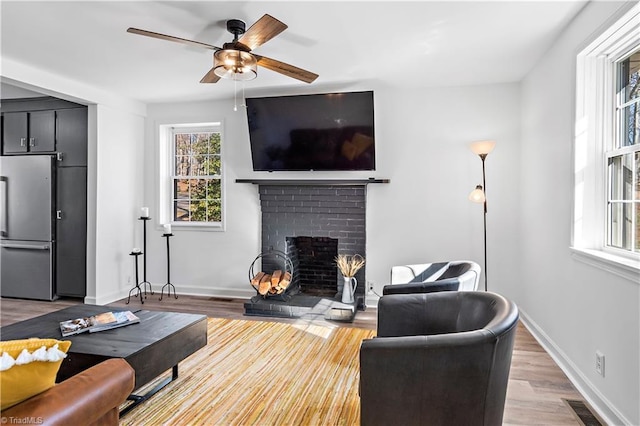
[127,275,132,284]
[595,351,605,377]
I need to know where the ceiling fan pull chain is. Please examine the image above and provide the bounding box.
[241,81,247,109]
[234,77,238,111]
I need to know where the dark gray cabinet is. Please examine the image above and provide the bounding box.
[56,167,87,297]
[56,108,88,166]
[3,111,55,153]
[3,112,28,153]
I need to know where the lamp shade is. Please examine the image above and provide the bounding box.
[213,49,257,81]
[469,185,486,203]
[470,140,496,155]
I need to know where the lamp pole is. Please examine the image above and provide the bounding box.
[469,140,495,292]
[480,153,488,292]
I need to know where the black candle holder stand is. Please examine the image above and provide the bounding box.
[159,233,178,301]
[138,216,154,296]
[127,251,144,304]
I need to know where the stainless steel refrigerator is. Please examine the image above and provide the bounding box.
[0,155,56,300]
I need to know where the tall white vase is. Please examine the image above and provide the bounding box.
[341,276,357,304]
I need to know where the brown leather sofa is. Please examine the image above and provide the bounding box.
[2,358,135,426]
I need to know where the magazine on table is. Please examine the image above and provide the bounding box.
[59,311,140,336]
[59,312,117,337]
[89,311,140,333]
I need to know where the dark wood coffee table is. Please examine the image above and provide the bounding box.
[1,305,207,415]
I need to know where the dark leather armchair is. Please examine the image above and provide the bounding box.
[383,260,481,295]
[360,291,518,426]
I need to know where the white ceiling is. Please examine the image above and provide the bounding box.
[1,1,587,104]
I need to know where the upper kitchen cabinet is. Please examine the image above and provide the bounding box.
[3,111,56,153]
[56,108,87,166]
[1,97,87,158]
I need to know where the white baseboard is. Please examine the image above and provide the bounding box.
[365,293,380,308]
[84,288,129,306]
[87,284,253,306]
[519,309,629,426]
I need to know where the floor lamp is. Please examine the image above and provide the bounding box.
[468,140,496,292]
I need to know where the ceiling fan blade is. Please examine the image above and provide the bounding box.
[127,27,221,51]
[200,68,221,84]
[238,14,287,51]
[254,55,318,84]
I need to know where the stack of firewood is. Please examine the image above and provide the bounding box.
[251,270,292,296]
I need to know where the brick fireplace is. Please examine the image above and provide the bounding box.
[259,184,367,304]
[236,178,389,321]
[242,178,378,321]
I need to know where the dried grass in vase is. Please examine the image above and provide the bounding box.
[335,254,365,278]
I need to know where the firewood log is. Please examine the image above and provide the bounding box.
[271,270,283,287]
[279,272,291,290]
[251,271,266,288]
[259,274,272,295]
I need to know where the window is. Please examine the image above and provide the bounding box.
[573,3,639,280]
[159,123,224,230]
[608,51,639,252]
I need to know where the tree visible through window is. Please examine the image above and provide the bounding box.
[172,129,222,223]
[608,49,639,252]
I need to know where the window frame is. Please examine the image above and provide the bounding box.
[158,121,225,232]
[572,3,639,282]
[606,50,639,253]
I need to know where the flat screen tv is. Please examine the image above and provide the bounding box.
[245,91,375,171]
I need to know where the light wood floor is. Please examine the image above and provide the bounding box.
[0,295,597,425]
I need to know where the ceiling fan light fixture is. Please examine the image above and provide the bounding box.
[214,49,257,81]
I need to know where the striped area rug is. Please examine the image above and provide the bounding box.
[120,318,375,425]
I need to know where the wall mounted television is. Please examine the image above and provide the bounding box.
[245,90,375,171]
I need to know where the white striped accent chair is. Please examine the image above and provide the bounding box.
[383,260,481,295]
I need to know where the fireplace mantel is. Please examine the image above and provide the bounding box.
[235,178,389,186]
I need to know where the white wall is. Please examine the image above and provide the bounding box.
[366,83,521,298]
[89,104,145,304]
[519,2,639,425]
[141,83,521,302]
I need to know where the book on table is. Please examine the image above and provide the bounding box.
[59,311,140,336]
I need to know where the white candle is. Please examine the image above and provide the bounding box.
[163,224,172,234]
[141,207,149,218]
[132,247,141,253]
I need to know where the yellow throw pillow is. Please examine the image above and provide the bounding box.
[0,338,71,410]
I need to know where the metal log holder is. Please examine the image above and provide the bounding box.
[127,251,144,304]
[248,250,294,301]
[159,233,178,301]
[138,216,154,297]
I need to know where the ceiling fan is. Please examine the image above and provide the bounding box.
[127,14,318,84]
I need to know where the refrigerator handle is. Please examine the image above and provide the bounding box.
[1,243,50,250]
[0,176,6,237]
